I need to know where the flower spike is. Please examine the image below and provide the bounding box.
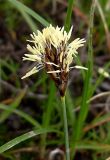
[22,25,86,96]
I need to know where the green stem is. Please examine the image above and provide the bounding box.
[71,0,96,158]
[61,96,70,160]
[64,0,75,32]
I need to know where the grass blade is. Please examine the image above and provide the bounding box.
[0,128,56,153]
[8,0,49,27]
[40,81,56,157]
[77,141,110,151]
[71,0,96,158]
[64,0,75,32]
[0,104,40,128]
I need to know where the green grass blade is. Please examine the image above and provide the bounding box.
[77,141,110,151]
[0,128,56,153]
[42,81,56,127]
[0,104,41,128]
[64,0,75,32]
[76,0,96,137]
[71,0,96,158]
[66,90,75,126]
[8,0,49,27]
[40,81,56,157]
[64,0,86,81]
[74,55,86,80]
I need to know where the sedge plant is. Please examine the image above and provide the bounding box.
[21,25,87,159]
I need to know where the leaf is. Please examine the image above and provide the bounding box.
[8,0,49,27]
[0,128,57,153]
[77,141,110,151]
[0,103,41,128]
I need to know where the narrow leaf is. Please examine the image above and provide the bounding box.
[0,128,56,153]
[8,0,49,27]
[0,104,40,128]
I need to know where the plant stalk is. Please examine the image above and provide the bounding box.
[61,96,70,160]
[64,0,75,32]
[71,0,96,158]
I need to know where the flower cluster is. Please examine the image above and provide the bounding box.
[22,25,86,96]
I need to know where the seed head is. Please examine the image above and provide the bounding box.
[22,25,86,96]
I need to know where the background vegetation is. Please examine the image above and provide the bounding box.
[0,0,110,159]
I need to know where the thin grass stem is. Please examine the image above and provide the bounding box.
[61,96,70,160]
[64,0,75,32]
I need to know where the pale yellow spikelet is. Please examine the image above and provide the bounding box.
[22,24,86,95]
